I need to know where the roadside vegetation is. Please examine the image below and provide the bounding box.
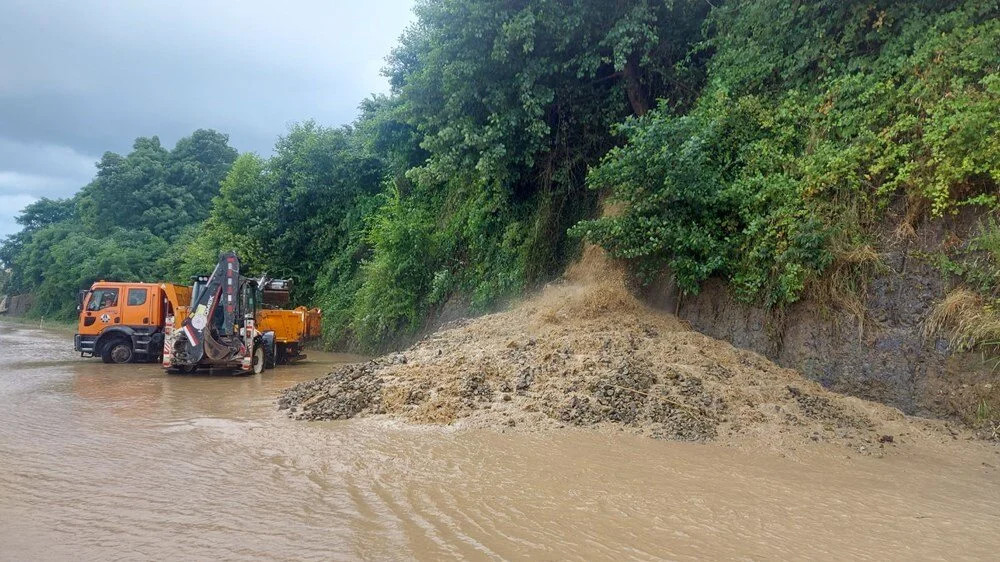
[1,0,998,355]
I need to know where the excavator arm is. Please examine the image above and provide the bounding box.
[177,252,243,363]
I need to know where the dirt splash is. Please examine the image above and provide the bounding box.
[280,247,972,454]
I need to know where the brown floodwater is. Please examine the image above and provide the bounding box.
[2,321,1000,560]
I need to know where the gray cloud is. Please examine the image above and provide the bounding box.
[0,0,414,236]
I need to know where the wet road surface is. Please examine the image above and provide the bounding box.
[2,321,999,560]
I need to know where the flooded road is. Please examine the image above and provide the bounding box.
[2,321,1000,560]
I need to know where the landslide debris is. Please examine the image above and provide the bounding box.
[279,248,956,452]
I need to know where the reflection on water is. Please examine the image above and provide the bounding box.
[1,321,999,560]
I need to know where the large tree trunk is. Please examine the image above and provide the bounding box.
[624,53,649,116]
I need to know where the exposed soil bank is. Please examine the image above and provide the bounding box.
[644,208,999,429]
[280,248,972,454]
[0,293,33,316]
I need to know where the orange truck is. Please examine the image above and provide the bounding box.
[75,273,321,367]
[75,282,192,363]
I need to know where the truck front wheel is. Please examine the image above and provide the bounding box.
[101,339,134,364]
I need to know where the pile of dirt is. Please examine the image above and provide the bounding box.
[279,247,969,453]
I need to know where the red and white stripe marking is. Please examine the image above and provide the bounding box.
[183,324,199,346]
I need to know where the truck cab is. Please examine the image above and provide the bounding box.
[75,281,191,363]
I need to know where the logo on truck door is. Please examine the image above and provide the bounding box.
[100,313,111,323]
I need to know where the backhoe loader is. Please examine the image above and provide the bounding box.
[161,251,320,374]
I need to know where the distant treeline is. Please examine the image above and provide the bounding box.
[0,130,237,318]
[2,0,997,351]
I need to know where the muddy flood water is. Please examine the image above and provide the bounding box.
[2,321,1000,560]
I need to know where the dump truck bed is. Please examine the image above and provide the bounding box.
[256,307,321,344]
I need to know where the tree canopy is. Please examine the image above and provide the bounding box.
[77,130,237,238]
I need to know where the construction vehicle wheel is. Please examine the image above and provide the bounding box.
[264,342,276,369]
[251,345,266,375]
[101,339,133,364]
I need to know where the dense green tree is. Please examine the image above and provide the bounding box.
[181,119,389,343]
[344,0,711,347]
[77,130,237,238]
[13,197,76,232]
[577,0,1000,306]
[0,268,8,295]
[14,224,169,318]
[0,197,77,291]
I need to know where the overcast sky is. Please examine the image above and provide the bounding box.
[0,0,415,237]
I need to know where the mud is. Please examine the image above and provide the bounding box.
[280,247,971,454]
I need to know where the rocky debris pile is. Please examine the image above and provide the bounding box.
[278,363,383,421]
[279,256,936,452]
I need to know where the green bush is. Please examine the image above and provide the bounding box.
[352,190,437,347]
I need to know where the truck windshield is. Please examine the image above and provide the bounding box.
[87,288,119,311]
